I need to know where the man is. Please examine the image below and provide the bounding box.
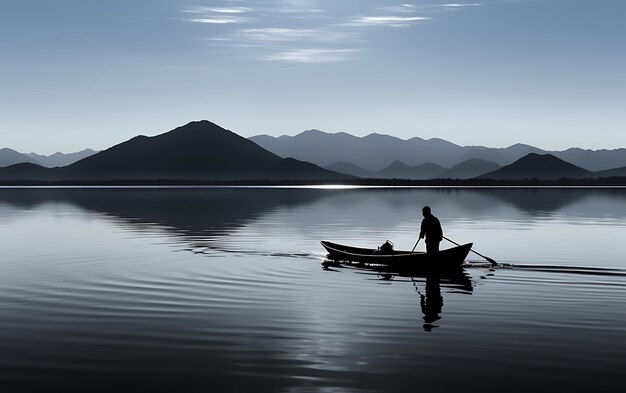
[419,206,443,253]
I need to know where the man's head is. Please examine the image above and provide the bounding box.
[422,206,431,217]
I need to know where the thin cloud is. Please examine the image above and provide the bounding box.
[437,3,483,7]
[187,17,250,24]
[237,27,356,43]
[183,4,255,24]
[182,6,255,14]
[347,16,431,28]
[422,3,484,11]
[180,1,485,63]
[265,48,360,63]
[379,4,420,13]
[273,0,325,14]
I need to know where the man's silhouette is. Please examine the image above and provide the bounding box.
[419,206,443,253]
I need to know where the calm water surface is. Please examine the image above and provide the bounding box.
[1,187,625,392]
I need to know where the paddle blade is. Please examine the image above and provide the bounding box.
[485,257,497,266]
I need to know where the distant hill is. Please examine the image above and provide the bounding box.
[250,130,467,170]
[478,154,591,180]
[0,162,55,179]
[1,148,97,168]
[594,166,626,178]
[325,161,373,178]
[0,148,38,167]
[374,161,446,180]
[250,131,626,171]
[554,148,626,172]
[453,147,512,166]
[436,158,501,179]
[0,121,351,181]
[26,149,98,168]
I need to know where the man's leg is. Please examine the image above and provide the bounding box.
[426,241,439,254]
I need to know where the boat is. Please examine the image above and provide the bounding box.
[320,240,473,269]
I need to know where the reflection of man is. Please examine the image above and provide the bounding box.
[420,274,443,332]
[419,206,443,253]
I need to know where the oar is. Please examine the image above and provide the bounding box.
[410,238,421,254]
[443,236,497,266]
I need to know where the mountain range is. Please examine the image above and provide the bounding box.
[0,148,97,168]
[0,121,349,181]
[250,130,626,172]
[324,158,504,180]
[1,121,626,183]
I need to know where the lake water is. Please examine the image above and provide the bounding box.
[1,187,625,392]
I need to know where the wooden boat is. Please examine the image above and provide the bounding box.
[320,240,473,269]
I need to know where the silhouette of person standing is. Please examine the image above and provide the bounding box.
[419,206,443,253]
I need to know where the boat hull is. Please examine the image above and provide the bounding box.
[320,240,472,269]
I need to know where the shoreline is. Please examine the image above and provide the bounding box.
[2,178,626,189]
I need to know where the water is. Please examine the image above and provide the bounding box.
[1,187,625,392]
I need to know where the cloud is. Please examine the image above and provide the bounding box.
[182,6,255,14]
[272,0,325,14]
[421,3,484,12]
[183,5,255,24]
[237,27,356,43]
[179,1,485,63]
[265,48,360,63]
[347,15,431,28]
[379,4,420,13]
[187,18,250,24]
[436,3,483,11]
[437,3,483,7]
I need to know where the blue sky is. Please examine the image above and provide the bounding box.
[1,0,624,154]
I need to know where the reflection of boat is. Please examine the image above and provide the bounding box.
[320,240,473,269]
[322,255,474,331]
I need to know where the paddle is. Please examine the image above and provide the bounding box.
[410,238,421,254]
[443,236,497,266]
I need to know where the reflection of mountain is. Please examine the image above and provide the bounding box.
[473,188,592,215]
[2,188,626,251]
[0,188,326,243]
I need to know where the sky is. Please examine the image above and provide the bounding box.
[1,0,625,154]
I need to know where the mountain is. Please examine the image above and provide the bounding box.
[250,130,468,170]
[453,147,512,166]
[0,121,351,181]
[477,154,591,180]
[0,163,55,179]
[325,161,373,178]
[375,161,446,180]
[436,158,501,179]
[26,149,98,168]
[249,131,626,171]
[594,166,626,178]
[0,148,38,167]
[553,148,626,172]
[1,148,97,168]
